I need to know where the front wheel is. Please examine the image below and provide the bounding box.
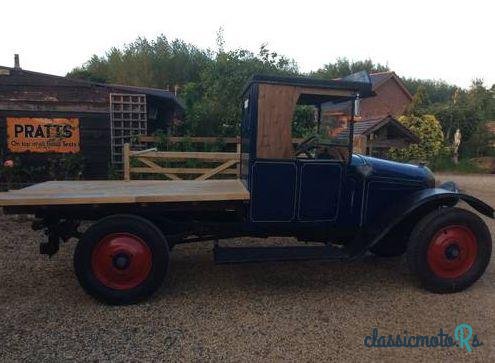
[74,214,169,305]
[407,207,492,293]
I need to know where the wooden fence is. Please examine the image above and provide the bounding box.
[123,143,240,181]
[137,135,305,147]
[124,136,307,181]
[138,135,240,146]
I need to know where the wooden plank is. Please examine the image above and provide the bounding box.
[257,84,300,159]
[0,101,108,113]
[296,87,353,97]
[133,180,248,203]
[136,157,181,180]
[0,180,250,206]
[130,167,238,175]
[140,151,240,161]
[195,159,238,180]
[131,147,157,156]
[138,136,240,144]
[139,135,303,146]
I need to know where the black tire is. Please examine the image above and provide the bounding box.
[407,207,492,293]
[74,214,169,305]
[370,232,408,257]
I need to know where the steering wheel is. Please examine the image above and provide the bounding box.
[295,135,319,158]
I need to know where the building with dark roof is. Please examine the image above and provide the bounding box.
[335,115,420,156]
[0,57,183,180]
[322,71,417,156]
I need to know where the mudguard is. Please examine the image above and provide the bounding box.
[364,184,494,251]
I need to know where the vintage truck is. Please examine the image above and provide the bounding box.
[0,73,493,305]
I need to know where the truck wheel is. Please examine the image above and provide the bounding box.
[407,207,491,293]
[370,232,408,257]
[74,214,169,305]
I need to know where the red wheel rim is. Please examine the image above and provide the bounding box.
[427,225,477,279]
[91,233,152,290]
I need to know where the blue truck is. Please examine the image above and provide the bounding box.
[0,72,492,305]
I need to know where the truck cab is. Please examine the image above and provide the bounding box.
[240,74,434,241]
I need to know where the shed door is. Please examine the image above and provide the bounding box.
[110,93,147,166]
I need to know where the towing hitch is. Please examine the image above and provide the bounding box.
[33,218,81,257]
[40,231,60,257]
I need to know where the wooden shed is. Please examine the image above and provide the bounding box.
[0,60,183,181]
[332,115,420,156]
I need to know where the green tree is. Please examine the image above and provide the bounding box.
[180,37,298,136]
[66,33,494,157]
[402,78,457,104]
[67,35,211,88]
[311,58,389,79]
[405,86,430,115]
[463,122,495,157]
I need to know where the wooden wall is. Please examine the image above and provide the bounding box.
[0,71,109,114]
[256,84,353,159]
[0,111,111,180]
[0,70,114,179]
[0,69,181,181]
[256,84,299,159]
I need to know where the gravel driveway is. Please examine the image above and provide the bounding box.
[0,173,493,361]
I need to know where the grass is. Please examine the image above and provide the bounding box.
[429,155,486,174]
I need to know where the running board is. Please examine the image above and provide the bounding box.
[214,245,349,264]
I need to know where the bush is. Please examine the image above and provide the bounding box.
[388,114,444,162]
[0,154,85,188]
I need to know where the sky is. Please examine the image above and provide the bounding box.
[0,0,493,89]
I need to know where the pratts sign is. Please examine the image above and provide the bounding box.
[6,117,80,153]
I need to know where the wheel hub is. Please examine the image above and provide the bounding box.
[427,225,477,279]
[112,253,131,270]
[91,233,152,290]
[444,244,460,260]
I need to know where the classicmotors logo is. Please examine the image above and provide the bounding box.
[364,324,482,352]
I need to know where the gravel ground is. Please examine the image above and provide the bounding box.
[0,173,494,361]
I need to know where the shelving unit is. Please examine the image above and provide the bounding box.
[109,93,147,166]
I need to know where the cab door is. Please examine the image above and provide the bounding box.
[297,160,343,221]
[250,160,297,222]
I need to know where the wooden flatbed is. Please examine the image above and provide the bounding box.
[0,179,250,206]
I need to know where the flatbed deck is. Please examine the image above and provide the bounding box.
[0,179,250,206]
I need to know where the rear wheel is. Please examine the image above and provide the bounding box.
[407,207,491,293]
[74,214,169,305]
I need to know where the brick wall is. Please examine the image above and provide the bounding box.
[359,78,411,119]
